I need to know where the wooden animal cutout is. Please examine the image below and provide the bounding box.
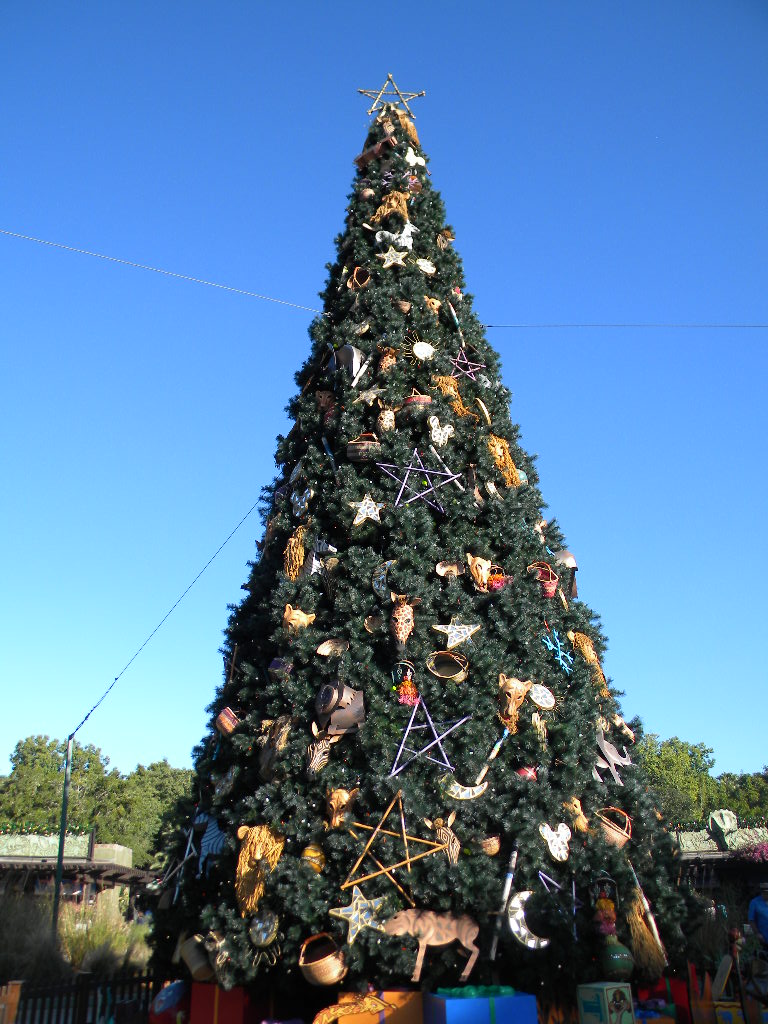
[312,993,397,1024]
[383,909,480,983]
[390,592,421,649]
[283,603,316,632]
[405,145,426,168]
[375,221,420,251]
[498,675,532,733]
[234,825,285,917]
[326,787,359,830]
[539,822,572,862]
[593,728,633,785]
[193,812,227,877]
[306,722,341,776]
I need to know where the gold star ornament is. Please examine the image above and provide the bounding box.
[376,246,408,269]
[358,74,426,117]
[350,494,385,526]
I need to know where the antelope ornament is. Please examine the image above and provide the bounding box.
[383,909,480,982]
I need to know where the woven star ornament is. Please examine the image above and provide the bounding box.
[350,494,385,526]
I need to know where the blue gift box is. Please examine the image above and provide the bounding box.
[424,988,538,1024]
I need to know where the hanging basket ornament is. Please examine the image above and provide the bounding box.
[298,933,349,986]
[594,807,632,848]
[346,266,371,291]
[346,433,382,462]
[527,562,560,599]
[426,649,469,683]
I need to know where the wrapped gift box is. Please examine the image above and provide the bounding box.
[424,987,538,1024]
[337,990,422,1024]
[577,984,635,1024]
[190,982,268,1024]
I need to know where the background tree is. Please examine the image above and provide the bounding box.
[0,735,192,867]
[633,732,717,822]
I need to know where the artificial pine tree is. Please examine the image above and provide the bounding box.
[154,84,689,1002]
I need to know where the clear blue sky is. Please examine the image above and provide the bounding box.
[2,3,767,779]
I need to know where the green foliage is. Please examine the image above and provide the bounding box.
[58,902,151,976]
[0,736,192,867]
[633,729,768,825]
[0,895,69,984]
[153,105,691,997]
[634,733,717,822]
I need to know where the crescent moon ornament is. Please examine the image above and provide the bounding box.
[507,891,550,950]
[439,773,488,801]
[373,560,397,599]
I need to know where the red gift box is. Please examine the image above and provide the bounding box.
[637,978,691,1024]
[190,982,269,1024]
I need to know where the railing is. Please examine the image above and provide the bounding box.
[13,971,162,1024]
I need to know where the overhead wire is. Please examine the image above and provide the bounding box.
[69,495,261,738]
[2,227,766,329]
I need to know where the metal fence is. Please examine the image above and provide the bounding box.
[13,971,161,1024]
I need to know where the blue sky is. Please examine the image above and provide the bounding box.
[1,2,767,779]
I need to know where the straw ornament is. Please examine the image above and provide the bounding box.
[369,190,410,224]
[568,630,609,697]
[283,525,306,581]
[431,375,478,419]
[487,434,522,488]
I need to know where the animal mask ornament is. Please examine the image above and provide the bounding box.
[466,553,493,591]
[283,604,316,632]
[498,675,532,733]
[539,822,572,862]
[306,722,341,776]
[390,593,421,649]
[563,796,590,833]
[234,825,285,917]
[326,787,359,830]
[256,716,293,781]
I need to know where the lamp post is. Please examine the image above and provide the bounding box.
[52,733,74,936]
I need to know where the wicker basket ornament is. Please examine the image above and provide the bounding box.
[594,807,632,848]
[298,932,349,986]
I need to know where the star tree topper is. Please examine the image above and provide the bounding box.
[329,885,385,945]
[358,74,426,117]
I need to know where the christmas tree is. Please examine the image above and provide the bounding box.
[154,80,688,1001]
